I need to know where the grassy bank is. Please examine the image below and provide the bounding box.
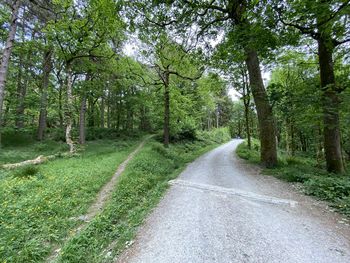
[0,140,68,166]
[0,138,142,262]
[236,140,350,216]
[57,128,231,263]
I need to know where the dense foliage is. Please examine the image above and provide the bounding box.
[1,0,350,261]
[0,0,234,154]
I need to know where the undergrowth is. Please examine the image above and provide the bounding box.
[57,130,230,263]
[0,138,141,262]
[0,129,230,262]
[236,140,350,216]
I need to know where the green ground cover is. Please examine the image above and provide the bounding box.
[0,138,141,262]
[236,140,350,216]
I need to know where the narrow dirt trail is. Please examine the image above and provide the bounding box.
[116,139,350,263]
[46,136,151,262]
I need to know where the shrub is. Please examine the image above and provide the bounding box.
[1,130,35,147]
[13,165,40,178]
[304,177,350,201]
[170,119,197,141]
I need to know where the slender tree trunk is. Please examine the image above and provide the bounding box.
[65,63,74,153]
[285,120,290,155]
[107,89,111,128]
[216,107,219,128]
[291,122,295,156]
[0,0,20,145]
[163,72,170,147]
[244,103,251,149]
[16,51,33,128]
[37,48,52,140]
[79,74,91,144]
[317,38,344,173]
[79,94,87,144]
[238,119,242,137]
[16,17,34,129]
[57,80,63,128]
[15,67,28,129]
[100,95,105,128]
[15,53,23,127]
[117,99,121,130]
[245,48,277,167]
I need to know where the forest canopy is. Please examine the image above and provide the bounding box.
[0,0,349,173]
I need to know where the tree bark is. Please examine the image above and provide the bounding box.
[58,80,64,129]
[242,67,251,149]
[244,103,251,149]
[65,63,75,153]
[100,94,105,128]
[15,9,33,129]
[79,94,87,144]
[15,53,23,128]
[317,38,344,173]
[37,48,53,141]
[79,74,90,144]
[245,48,277,167]
[163,72,170,147]
[107,88,111,128]
[0,0,20,145]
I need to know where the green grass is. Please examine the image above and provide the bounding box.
[0,140,69,166]
[57,131,230,263]
[236,140,350,216]
[0,128,230,263]
[0,138,141,263]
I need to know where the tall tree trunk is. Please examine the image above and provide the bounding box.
[163,72,170,147]
[317,38,344,173]
[107,89,111,128]
[79,75,90,144]
[0,0,20,145]
[285,120,290,155]
[100,94,105,128]
[216,107,219,128]
[242,67,251,149]
[58,80,64,129]
[15,55,23,127]
[37,48,52,140]
[15,10,33,129]
[117,98,121,130]
[79,94,87,144]
[65,63,74,153]
[244,103,251,149]
[291,122,295,156]
[16,51,32,129]
[245,49,277,167]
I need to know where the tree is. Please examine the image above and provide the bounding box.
[137,0,278,166]
[0,0,20,145]
[142,37,202,147]
[46,0,123,152]
[37,47,53,140]
[275,0,350,173]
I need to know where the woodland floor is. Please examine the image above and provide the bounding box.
[0,129,229,262]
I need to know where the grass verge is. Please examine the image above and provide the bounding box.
[236,140,350,216]
[56,130,230,263]
[0,140,69,166]
[0,138,141,262]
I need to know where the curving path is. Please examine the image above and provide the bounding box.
[116,139,350,263]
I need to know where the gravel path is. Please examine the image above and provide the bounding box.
[116,139,350,263]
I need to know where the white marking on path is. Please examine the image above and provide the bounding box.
[169,179,298,207]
